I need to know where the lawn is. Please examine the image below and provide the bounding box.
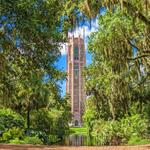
[69,127,87,135]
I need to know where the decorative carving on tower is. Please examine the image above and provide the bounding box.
[66,36,86,126]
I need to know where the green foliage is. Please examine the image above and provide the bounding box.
[29,105,70,144]
[0,0,71,145]
[92,120,122,145]
[55,114,69,138]
[82,0,150,146]
[128,136,150,145]
[120,114,148,139]
[1,0,149,146]
[9,138,26,144]
[0,127,24,143]
[0,0,67,132]
[92,114,148,145]
[83,98,97,136]
[85,9,150,120]
[4,130,44,145]
[0,106,70,144]
[31,109,53,134]
[23,136,43,145]
[0,109,25,143]
[24,128,49,144]
[31,107,69,137]
[48,135,60,143]
[0,108,24,135]
[70,127,87,135]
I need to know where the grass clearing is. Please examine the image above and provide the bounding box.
[69,127,87,135]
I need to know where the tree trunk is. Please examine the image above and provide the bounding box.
[92,88,101,119]
[108,98,116,120]
[139,101,143,114]
[27,105,30,129]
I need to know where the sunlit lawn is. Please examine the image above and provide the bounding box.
[69,127,87,135]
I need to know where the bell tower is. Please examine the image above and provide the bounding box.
[66,36,86,126]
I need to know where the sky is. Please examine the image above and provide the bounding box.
[56,19,99,97]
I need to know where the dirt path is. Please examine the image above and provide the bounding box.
[0,144,150,150]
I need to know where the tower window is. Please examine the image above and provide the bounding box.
[74,63,79,79]
[74,46,78,60]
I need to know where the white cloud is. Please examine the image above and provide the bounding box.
[60,43,67,55]
[60,18,99,55]
[68,18,99,37]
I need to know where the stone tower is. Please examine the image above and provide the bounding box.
[66,36,86,126]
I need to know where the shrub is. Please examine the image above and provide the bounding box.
[120,114,148,140]
[23,136,43,145]
[9,136,43,145]
[54,115,69,138]
[92,114,148,145]
[25,128,49,144]
[31,109,69,140]
[128,136,150,145]
[1,127,24,143]
[92,120,122,145]
[0,108,24,135]
[30,109,53,134]
[9,138,26,144]
[48,134,60,143]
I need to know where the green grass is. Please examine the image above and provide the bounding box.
[69,127,87,135]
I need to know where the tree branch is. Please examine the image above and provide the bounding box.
[128,40,139,51]
[128,54,150,60]
[123,1,150,26]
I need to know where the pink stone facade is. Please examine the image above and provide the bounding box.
[66,36,86,126]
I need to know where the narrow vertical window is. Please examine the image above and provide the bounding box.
[74,47,78,60]
[74,63,79,79]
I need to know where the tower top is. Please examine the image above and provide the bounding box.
[68,27,85,40]
[68,36,84,44]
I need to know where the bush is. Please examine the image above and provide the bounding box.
[54,115,69,138]
[128,136,150,145]
[9,136,43,145]
[23,136,43,145]
[9,138,26,144]
[1,127,24,143]
[31,109,53,134]
[92,120,122,145]
[120,114,148,139]
[92,114,148,145]
[0,108,24,135]
[25,128,49,144]
[48,134,60,143]
[31,109,69,140]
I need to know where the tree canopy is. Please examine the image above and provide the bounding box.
[0,0,150,146]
